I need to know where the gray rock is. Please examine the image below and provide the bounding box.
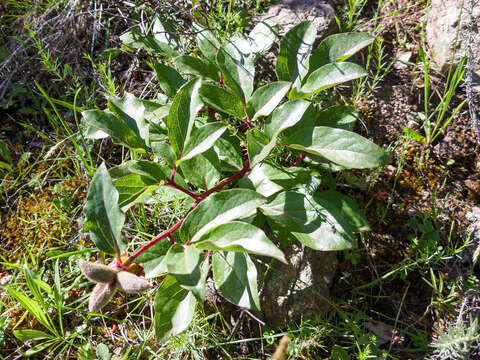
[257,244,337,329]
[426,0,480,87]
[257,0,335,36]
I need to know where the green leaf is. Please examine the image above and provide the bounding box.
[180,189,266,243]
[152,142,176,167]
[179,123,227,163]
[276,21,316,86]
[96,343,111,360]
[152,63,186,98]
[82,110,145,150]
[179,149,222,189]
[315,105,359,130]
[403,127,426,143]
[214,132,243,171]
[264,99,313,139]
[109,160,167,211]
[108,93,149,143]
[195,222,286,263]
[120,30,178,57]
[154,276,196,342]
[238,163,312,197]
[261,191,368,250]
[247,81,290,121]
[248,19,278,56]
[217,33,255,101]
[194,25,219,63]
[83,163,126,255]
[24,339,57,356]
[13,329,54,341]
[283,126,390,169]
[291,62,367,99]
[168,78,203,157]
[136,240,171,278]
[212,251,260,310]
[153,17,182,53]
[166,245,207,301]
[309,32,375,71]
[7,288,53,333]
[173,56,220,81]
[247,129,276,167]
[198,84,245,118]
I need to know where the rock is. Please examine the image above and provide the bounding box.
[257,244,337,329]
[204,244,338,329]
[252,0,335,82]
[393,51,413,70]
[256,0,335,36]
[426,0,480,87]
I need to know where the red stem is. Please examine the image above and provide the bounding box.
[123,161,251,266]
[290,152,306,167]
[165,179,201,200]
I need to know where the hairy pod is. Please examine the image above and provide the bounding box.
[79,259,118,283]
[115,271,152,294]
[88,282,116,312]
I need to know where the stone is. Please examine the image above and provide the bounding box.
[256,0,335,36]
[426,0,480,87]
[257,244,338,329]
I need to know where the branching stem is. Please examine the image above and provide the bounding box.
[123,160,251,267]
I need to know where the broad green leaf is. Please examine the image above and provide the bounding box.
[110,160,168,182]
[179,149,222,189]
[179,123,227,163]
[238,163,312,197]
[195,222,286,263]
[166,245,207,301]
[284,126,390,168]
[142,100,170,121]
[198,84,245,118]
[173,56,220,81]
[120,30,178,57]
[247,81,290,121]
[96,343,111,360]
[315,105,359,130]
[212,251,260,310]
[13,329,53,341]
[214,132,243,171]
[291,62,366,99]
[109,160,167,210]
[136,240,171,278]
[153,17,182,52]
[168,78,203,157]
[194,24,219,63]
[276,21,316,86]
[248,19,278,56]
[247,129,276,167]
[152,141,176,167]
[180,189,266,243]
[261,191,368,250]
[264,99,313,139]
[82,110,145,150]
[7,288,53,333]
[154,276,196,342]
[309,32,375,72]
[83,163,126,255]
[217,33,255,101]
[108,93,149,143]
[152,63,186,98]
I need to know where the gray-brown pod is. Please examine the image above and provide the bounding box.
[115,271,152,294]
[79,259,118,283]
[88,282,116,312]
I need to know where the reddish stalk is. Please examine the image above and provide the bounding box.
[290,152,306,167]
[123,161,251,267]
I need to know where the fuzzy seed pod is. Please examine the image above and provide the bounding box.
[88,282,116,312]
[115,271,152,294]
[79,259,118,283]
